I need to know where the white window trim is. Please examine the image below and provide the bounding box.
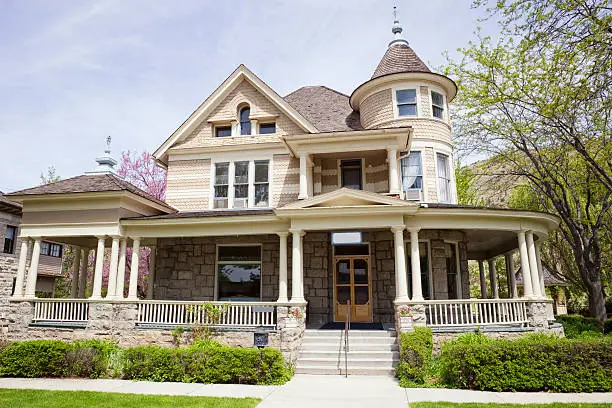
[209,158,272,210]
[214,243,263,301]
[399,150,424,198]
[392,85,420,119]
[337,158,366,190]
[444,241,463,299]
[404,238,434,300]
[430,90,446,121]
[435,151,453,204]
[213,124,233,138]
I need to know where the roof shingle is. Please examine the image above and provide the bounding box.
[371,43,430,79]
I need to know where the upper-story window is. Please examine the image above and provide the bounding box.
[401,151,423,194]
[396,89,417,117]
[259,123,276,134]
[340,159,362,190]
[213,160,270,209]
[3,225,17,254]
[431,91,445,119]
[239,106,251,135]
[40,241,62,258]
[437,153,452,203]
[215,126,232,137]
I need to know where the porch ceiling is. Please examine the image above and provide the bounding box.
[465,229,519,260]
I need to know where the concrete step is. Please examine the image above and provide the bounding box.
[300,342,399,352]
[301,336,397,346]
[297,357,398,368]
[300,350,400,359]
[303,329,396,338]
[294,365,396,375]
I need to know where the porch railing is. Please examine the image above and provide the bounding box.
[32,299,90,323]
[136,300,278,329]
[424,299,529,327]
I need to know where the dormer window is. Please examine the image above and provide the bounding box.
[215,125,232,137]
[431,91,445,119]
[396,89,417,117]
[259,123,276,134]
[239,106,251,135]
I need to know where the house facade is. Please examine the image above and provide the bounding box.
[3,17,560,364]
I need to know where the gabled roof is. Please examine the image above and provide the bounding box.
[280,188,414,210]
[8,173,175,212]
[371,43,430,79]
[0,192,22,215]
[153,64,319,164]
[284,86,362,132]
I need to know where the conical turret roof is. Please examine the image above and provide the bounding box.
[371,42,430,79]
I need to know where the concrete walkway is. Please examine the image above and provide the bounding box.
[0,376,611,407]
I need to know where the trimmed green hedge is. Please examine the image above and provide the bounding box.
[0,340,69,378]
[440,333,612,392]
[396,327,433,385]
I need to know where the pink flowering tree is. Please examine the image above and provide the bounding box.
[117,150,167,200]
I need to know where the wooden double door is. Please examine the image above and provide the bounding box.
[333,256,372,322]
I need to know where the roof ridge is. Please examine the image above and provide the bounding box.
[320,86,350,98]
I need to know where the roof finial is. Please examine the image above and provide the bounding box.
[85,136,120,176]
[389,5,409,47]
[105,136,112,154]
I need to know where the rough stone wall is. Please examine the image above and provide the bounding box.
[155,235,287,302]
[360,89,394,129]
[165,159,211,211]
[0,212,22,316]
[302,232,330,325]
[272,154,299,207]
[369,230,397,324]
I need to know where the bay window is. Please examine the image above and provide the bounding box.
[217,245,261,301]
[214,162,230,209]
[437,153,452,203]
[254,160,269,206]
[401,151,423,196]
[212,160,270,209]
[431,91,445,119]
[233,161,249,208]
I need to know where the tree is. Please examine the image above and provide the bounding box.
[40,166,60,185]
[446,0,611,322]
[455,160,486,206]
[117,151,167,200]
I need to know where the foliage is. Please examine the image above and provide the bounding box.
[556,314,603,338]
[0,389,261,408]
[171,327,185,347]
[455,160,485,206]
[65,339,122,378]
[39,166,60,185]
[396,327,433,385]
[440,333,612,392]
[0,340,69,378]
[117,150,167,200]
[397,305,414,318]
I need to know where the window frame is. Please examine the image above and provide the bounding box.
[404,239,434,300]
[400,151,423,192]
[40,241,62,258]
[394,88,418,117]
[444,241,462,299]
[436,152,452,203]
[431,90,445,120]
[258,122,276,135]
[210,159,272,210]
[214,243,263,301]
[233,161,250,208]
[239,106,251,135]
[338,158,364,190]
[3,225,17,254]
[213,162,230,209]
[214,125,232,138]
[253,160,270,207]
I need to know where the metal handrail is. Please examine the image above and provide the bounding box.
[344,299,350,377]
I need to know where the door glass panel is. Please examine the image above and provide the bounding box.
[354,286,369,305]
[336,260,350,284]
[337,286,350,305]
[353,259,368,284]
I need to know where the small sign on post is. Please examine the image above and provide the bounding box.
[254,327,269,348]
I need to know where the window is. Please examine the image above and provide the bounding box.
[254,160,269,206]
[3,225,17,254]
[40,241,62,258]
[215,126,232,137]
[239,106,251,135]
[214,162,229,209]
[396,89,417,117]
[437,153,452,203]
[217,245,261,301]
[431,91,445,119]
[259,123,276,134]
[233,161,249,208]
[401,151,423,191]
[406,241,431,300]
[340,159,362,190]
[445,243,460,299]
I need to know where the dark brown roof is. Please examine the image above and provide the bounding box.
[284,86,362,132]
[0,193,22,215]
[123,209,275,220]
[516,264,570,286]
[371,43,430,79]
[8,173,175,211]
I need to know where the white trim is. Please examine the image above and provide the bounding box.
[392,85,419,119]
[336,158,366,190]
[214,243,263,301]
[404,239,434,300]
[210,157,273,210]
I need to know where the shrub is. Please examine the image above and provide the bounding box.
[440,333,612,392]
[604,319,612,335]
[396,327,433,385]
[556,314,602,338]
[0,340,69,377]
[66,339,121,378]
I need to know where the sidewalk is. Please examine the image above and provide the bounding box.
[0,376,611,407]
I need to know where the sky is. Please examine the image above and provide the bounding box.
[0,0,496,192]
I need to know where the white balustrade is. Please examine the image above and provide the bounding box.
[136,301,279,328]
[423,299,529,327]
[33,300,90,323]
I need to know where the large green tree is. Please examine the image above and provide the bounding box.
[446,0,611,322]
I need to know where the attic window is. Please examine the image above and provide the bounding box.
[396,89,417,117]
[259,123,276,134]
[431,91,445,119]
[240,107,251,135]
[215,126,232,137]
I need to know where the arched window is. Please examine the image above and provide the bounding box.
[239,106,251,135]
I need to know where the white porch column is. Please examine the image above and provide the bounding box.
[393,226,410,302]
[408,228,423,301]
[290,229,305,303]
[526,231,543,299]
[505,252,518,298]
[146,246,156,300]
[128,237,141,300]
[535,240,547,298]
[298,154,309,200]
[106,237,120,299]
[115,239,128,299]
[277,232,289,303]
[91,237,106,299]
[70,246,81,298]
[478,260,488,299]
[78,249,88,298]
[13,239,30,298]
[517,231,534,298]
[488,258,499,299]
[387,148,400,195]
[24,238,42,298]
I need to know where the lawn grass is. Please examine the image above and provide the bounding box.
[0,389,260,408]
[411,403,612,408]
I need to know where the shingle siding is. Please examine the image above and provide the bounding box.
[165,159,211,211]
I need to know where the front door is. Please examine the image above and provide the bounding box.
[334,256,372,322]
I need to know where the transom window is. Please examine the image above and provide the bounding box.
[396,89,417,117]
[259,123,276,134]
[3,225,17,254]
[239,106,251,135]
[213,160,270,209]
[340,159,362,190]
[215,126,232,138]
[436,153,452,203]
[431,91,445,119]
[40,241,62,258]
[406,241,431,300]
[401,151,423,192]
[217,245,261,301]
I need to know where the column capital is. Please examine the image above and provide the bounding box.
[95,235,106,240]
[289,228,305,236]
[276,231,290,238]
[130,236,141,241]
[406,226,421,234]
[390,225,405,233]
